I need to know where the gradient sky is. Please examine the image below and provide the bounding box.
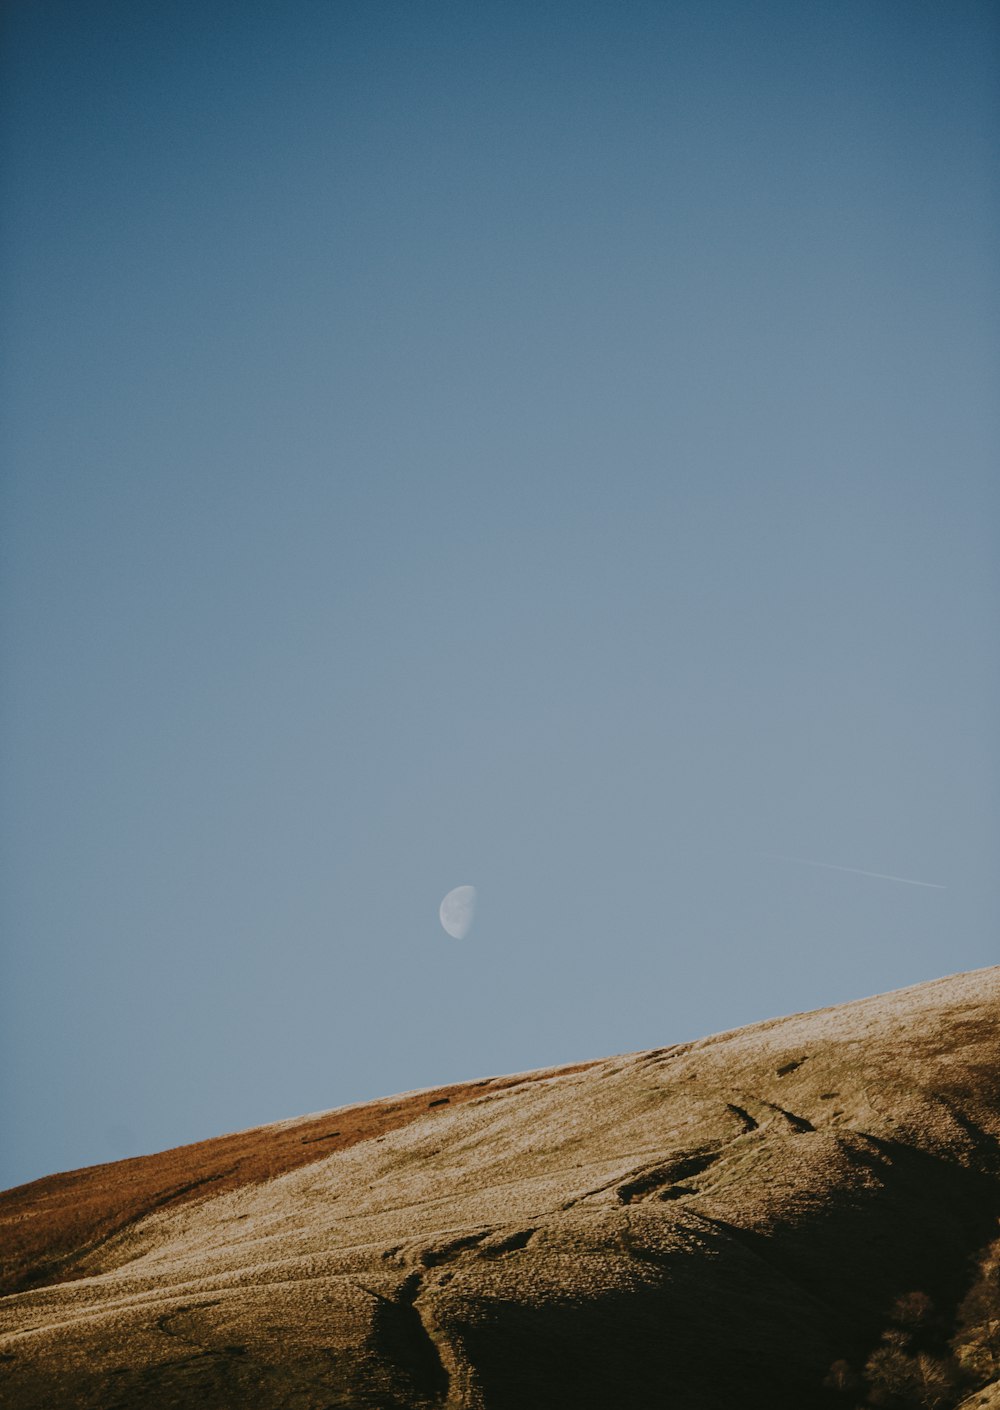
[2,0,997,1192]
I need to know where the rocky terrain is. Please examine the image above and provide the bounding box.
[2,967,998,1409]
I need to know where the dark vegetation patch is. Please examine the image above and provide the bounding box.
[617,1149,721,1204]
[659,1183,698,1201]
[637,1043,695,1068]
[417,1234,485,1267]
[415,1226,537,1266]
[769,1104,815,1133]
[484,1227,536,1254]
[726,1103,760,1132]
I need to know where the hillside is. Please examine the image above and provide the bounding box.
[2,967,999,1409]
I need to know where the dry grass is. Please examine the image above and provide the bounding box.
[1,967,997,1410]
[0,1061,597,1297]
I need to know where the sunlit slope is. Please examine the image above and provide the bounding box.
[1,968,998,1410]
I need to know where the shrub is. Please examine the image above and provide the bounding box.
[824,1358,860,1392]
[863,1342,959,1409]
[951,1242,1000,1386]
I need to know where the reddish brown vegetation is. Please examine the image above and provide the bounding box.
[0,1062,596,1297]
[2,969,996,1410]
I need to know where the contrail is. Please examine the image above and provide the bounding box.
[762,853,947,890]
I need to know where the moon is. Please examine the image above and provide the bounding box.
[439,885,477,939]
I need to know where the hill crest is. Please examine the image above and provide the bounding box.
[2,966,998,1409]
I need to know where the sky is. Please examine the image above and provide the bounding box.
[1,0,997,1192]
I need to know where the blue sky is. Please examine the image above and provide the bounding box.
[2,0,997,1191]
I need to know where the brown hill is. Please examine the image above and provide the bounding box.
[1,967,998,1409]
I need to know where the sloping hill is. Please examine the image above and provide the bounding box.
[2,968,998,1409]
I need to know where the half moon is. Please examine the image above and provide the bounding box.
[439,885,477,939]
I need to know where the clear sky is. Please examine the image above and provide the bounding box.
[2,0,997,1192]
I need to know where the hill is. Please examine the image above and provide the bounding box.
[2,967,999,1408]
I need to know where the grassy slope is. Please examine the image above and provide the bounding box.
[1,969,997,1410]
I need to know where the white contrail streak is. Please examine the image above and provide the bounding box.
[762,854,947,890]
